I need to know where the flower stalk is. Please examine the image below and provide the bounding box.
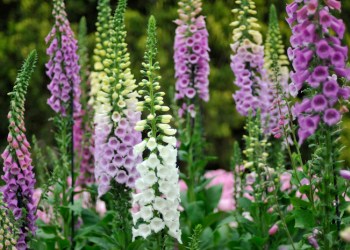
[1,50,38,249]
[132,16,182,244]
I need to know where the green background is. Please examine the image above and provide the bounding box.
[1,0,350,170]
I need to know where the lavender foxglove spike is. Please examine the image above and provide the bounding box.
[174,0,210,117]
[45,0,83,152]
[94,0,142,196]
[230,0,274,135]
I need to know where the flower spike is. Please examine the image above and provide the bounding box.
[132,16,182,243]
[287,0,350,144]
[94,0,142,196]
[2,50,38,249]
[174,0,210,117]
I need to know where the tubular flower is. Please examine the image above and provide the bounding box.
[1,51,37,249]
[287,0,350,144]
[89,0,111,110]
[230,0,271,123]
[94,0,142,197]
[76,17,95,186]
[45,0,82,116]
[132,16,182,243]
[174,0,210,117]
[45,0,83,157]
[264,4,290,137]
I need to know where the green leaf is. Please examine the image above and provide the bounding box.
[237,197,252,210]
[186,201,205,226]
[290,197,310,208]
[36,229,56,240]
[88,236,116,249]
[29,238,49,250]
[75,225,105,238]
[57,238,70,249]
[202,212,227,228]
[99,211,116,227]
[194,178,213,193]
[68,199,84,216]
[217,215,237,227]
[299,185,311,195]
[126,240,145,250]
[81,208,100,226]
[293,209,315,229]
[179,150,189,161]
[251,236,267,247]
[204,185,222,213]
[199,227,214,250]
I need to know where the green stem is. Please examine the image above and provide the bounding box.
[275,80,317,212]
[264,164,296,250]
[322,126,337,249]
[186,105,196,203]
[70,78,75,249]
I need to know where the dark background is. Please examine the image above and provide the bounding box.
[1,0,350,171]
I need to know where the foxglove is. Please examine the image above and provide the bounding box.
[1,50,37,249]
[132,16,182,243]
[287,0,350,144]
[89,0,111,109]
[45,0,82,152]
[174,0,210,117]
[230,0,273,132]
[264,5,290,137]
[94,0,142,196]
[45,0,82,116]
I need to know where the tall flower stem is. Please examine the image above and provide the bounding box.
[286,1,350,248]
[45,0,82,245]
[322,124,340,249]
[262,158,296,249]
[132,15,182,243]
[70,84,75,248]
[174,0,210,203]
[1,50,38,249]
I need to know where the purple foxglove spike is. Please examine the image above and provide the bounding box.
[45,0,83,153]
[174,0,210,117]
[287,0,349,144]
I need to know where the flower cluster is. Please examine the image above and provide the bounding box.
[264,5,290,137]
[132,16,182,242]
[174,0,210,117]
[45,0,83,159]
[1,51,37,249]
[235,112,275,208]
[287,0,350,144]
[230,0,272,130]
[45,0,82,116]
[89,0,111,109]
[0,193,18,249]
[94,0,142,196]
